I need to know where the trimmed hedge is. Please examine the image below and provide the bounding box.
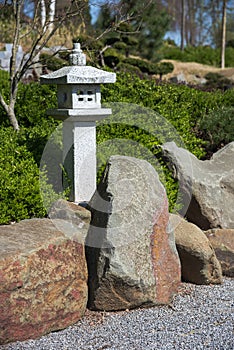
[198,106,234,154]
[123,58,174,78]
[101,72,234,158]
[0,69,233,223]
[40,53,67,72]
[159,44,234,68]
[0,127,46,224]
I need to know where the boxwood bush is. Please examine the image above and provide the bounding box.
[0,127,46,224]
[198,106,234,154]
[101,72,234,157]
[0,69,233,223]
[0,71,62,224]
[159,45,234,67]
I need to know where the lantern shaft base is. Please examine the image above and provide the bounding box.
[63,121,97,203]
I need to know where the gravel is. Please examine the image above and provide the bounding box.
[1,278,233,350]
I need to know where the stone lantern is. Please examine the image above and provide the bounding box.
[40,43,116,203]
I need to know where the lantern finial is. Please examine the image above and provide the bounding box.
[69,43,86,66]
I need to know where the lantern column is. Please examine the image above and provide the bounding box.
[40,43,116,203]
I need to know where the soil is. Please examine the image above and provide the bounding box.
[161,59,234,84]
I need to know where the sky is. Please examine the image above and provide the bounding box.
[89,1,102,24]
[22,0,103,23]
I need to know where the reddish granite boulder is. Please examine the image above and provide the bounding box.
[86,156,181,311]
[0,218,88,345]
[170,214,222,285]
[205,229,234,277]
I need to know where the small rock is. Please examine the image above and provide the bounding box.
[48,199,91,243]
[170,214,222,285]
[169,73,187,83]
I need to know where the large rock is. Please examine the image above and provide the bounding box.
[0,218,88,345]
[205,229,234,277]
[86,155,181,311]
[170,214,222,284]
[162,141,234,229]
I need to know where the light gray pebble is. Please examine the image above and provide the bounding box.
[1,278,233,350]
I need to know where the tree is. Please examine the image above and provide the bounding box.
[180,0,185,51]
[0,0,91,131]
[94,2,114,31]
[162,0,233,48]
[0,0,142,130]
[111,0,170,61]
[221,0,227,68]
[91,1,167,64]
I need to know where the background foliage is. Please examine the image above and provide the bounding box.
[0,67,233,224]
[0,1,233,224]
[158,44,234,67]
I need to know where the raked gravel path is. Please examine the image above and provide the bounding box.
[1,278,233,350]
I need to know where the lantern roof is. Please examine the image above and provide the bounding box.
[40,43,116,85]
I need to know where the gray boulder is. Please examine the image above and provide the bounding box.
[170,214,222,284]
[169,73,187,84]
[48,199,91,244]
[162,141,234,229]
[86,155,181,311]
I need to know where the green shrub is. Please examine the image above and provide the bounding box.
[40,53,67,71]
[104,48,123,68]
[0,126,69,224]
[113,41,128,52]
[0,71,58,129]
[158,45,184,61]
[123,58,157,74]
[154,62,174,79]
[122,59,173,78]
[198,106,234,154]
[116,62,142,75]
[0,70,10,126]
[0,73,66,223]
[16,83,58,164]
[159,45,234,67]
[16,83,57,125]
[205,72,234,90]
[101,71,234,161]
[0,127,45,224]
[0,66,233,221]
[98,72,233,211]
[0,73,59,165]
[224,47,234,67]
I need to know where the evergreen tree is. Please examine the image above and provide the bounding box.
[95,1,170,61]
[118,0,170,60]
[94,3,114,32]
